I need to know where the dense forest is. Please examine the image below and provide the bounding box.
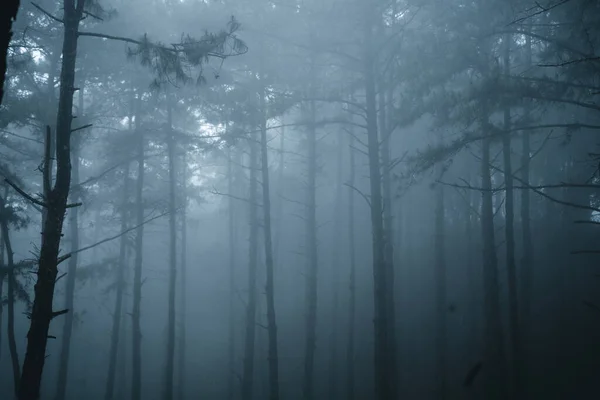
[0,0,599,399]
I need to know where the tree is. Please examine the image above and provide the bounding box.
[0,0,20,104]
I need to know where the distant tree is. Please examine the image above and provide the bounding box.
[0,0,20,104]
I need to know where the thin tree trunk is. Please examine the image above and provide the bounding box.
[363,6,397,398]
[177,154,187,400]
[519,30,533,380]
[226,146,235,400]
[0,219,4,363]
[18,2,85,398]
[303,96,318,400]
[434,171,447,400]
[259,79,280,400]
[327,131,344,400]
[481,119,508,400]
[502,33,521,399]
[105,162,131,400]
[131,92,145,400]
[346,134,356,400]
[0,195,20,395]
[164,94,177,400]
[0,0,19,105]
[241,133,259,400]
[55,82,85,400]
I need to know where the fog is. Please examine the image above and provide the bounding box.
[1,0,599,399]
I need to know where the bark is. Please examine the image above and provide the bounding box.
[164,94,177,400]
[241,131,259,400]
[55,83,85,400]
[434,173,447,400]
[105,163,131,400]
[302,97,318,400]
[346,134,356,400]
[0,0,19,105]
[481,116,509,399]
[0,195,20,395]
[259,80,280,400]
[363,6,397,398]
[18,2,85,398]
[177,153,187,400]
[0,218,4,362]
[131,93,145,400]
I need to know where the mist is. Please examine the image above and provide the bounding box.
[1,0,599,399]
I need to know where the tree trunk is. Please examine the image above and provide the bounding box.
[55,82,85,400]
[0,195,20,395]
[105,163,131,400]
[481,119,508,399]
[346,134,356,400]
[434,172,447,400]
[259,80,280,400]
[177,153,187,400]
[241,130,259,400]
[131,92,145,400]
[0,0,19,105]
[363,5,397,398]
[519,31,533,382]
[164,94,177,400]
[226,146,236,400]
[327,131,344,400]
[303,96,318,400]
[502,33,522,399]
[18,2,85,398]
[0,219,4,363]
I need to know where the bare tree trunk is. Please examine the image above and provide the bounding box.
[226,147,236,400]
[242,131,259,400]
[259,80,280,400]
[0,194,20,395]
[346,134,356,400]
[18,2,85,398]
[0,0,19,105]
[55,82,85,400]
[519,31,533,383]
[327,131,344,400]
[481,121,508,399]
[177,153,187,400]
[0,213,4,363]
[303,96,318,400]
[131,93,145,400]
[363,5,397,398]
[164,93,177,400]
[105,162,131,400]
[434,171,447,400]
[501,33,521,399]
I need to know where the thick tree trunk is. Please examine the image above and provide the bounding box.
[241,131,259,400]
[363,6,397,398]
[481,123,508,399]
[303,97,318,400]
[177,154,187,400]
[259,82,280,400]
[131,93,145,400]
[105,163,131,400]
[164,94,177,400]
[18,2,84,398]
[0,0,19,105]
[346,133,356,400]
[0,197,20,395]
[434,173,447,400]
[55,83,85,400]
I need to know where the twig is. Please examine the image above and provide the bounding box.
[4,179,47,208]
[31,2,64,24]
[71,124,93,133]
[344,183,371,208]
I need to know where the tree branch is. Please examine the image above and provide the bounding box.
[31,2,64,24]
[4,179,47,208]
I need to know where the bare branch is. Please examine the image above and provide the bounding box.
[71,124,93,133]
[31,2,64,24]
[344,183,371,208]
[4,179,47,208]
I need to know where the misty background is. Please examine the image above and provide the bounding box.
[0,0,599,399]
